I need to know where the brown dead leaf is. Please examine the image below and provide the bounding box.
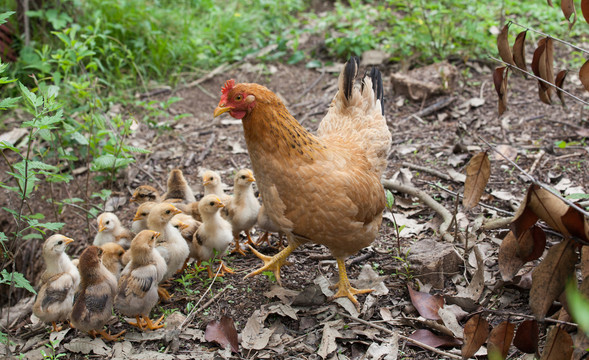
[318,320,343,359]
[579,59,589,92]
[561,206,589,244]
[497,24,514,65]
[498,231,526,281]
[581,247,589,279]
[528,185,571,237]
[205,315,239,353]
[438,307,463,339]
[540,326,574,360]
[493,67,509,115]
[511,187,539,239]
[487,321,516,359]
[542,38,555,89]
[516,225,547,262]
[547,0,553,6]
[463,151,491,210]
[530,239,578,319]
[532,39,552,104]
[561,0,577,29]
[512,31,528,74]
[461,314,490,359]
[407,285,445,320]
[555,70,568,106]
[408,329,462,349]
[583,0,589,25]
[493,144,518,162]
[513,319,539,354]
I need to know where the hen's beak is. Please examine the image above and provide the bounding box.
[64,237,74,245]
[214,105,232,117]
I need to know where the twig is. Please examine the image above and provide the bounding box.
[337,312,462,359]
[401,161,453,182]
[180,265,226,329]
[347,250,374,265]
[481,216,514,231]
[382,179,456,242]
[527,149,545,174]
[401,96,456,121]
[477,136,589,218]
[509,21,589,55]
[477,308,579,328]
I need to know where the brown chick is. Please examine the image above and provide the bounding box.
[130,185,161,204]
[170,213,202,273]
[147,203,187,300]
[93,212,133,249]
[192,195,234,278]
[116,230,167,331]
[100,242,126,280]
[224,169,261,255]
[163,168,196,203]
[213,58,391,306]
[70,246,123,341]
[33,235,79,332]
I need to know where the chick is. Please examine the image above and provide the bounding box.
[171,213,202,273]
[202,170,228,200]
[116,230,167,331]
[224,169,261,255]
[255,203,286,249]
[93,212,133,249]
[100,242,126,280]
[70,246,123,341]
[193,195,234,278]
[147,203,188,300]
[174,201,202,222]
[33,235,79,332]
[163,169,196,204]
[130,185,161,204]
[132,202,157,234]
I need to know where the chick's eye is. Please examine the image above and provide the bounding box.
[106,221,110,224]
[241,175,246,179]
[209,201,214,206]
[235,94,242,101]
[165,210,171,214]
[57,241,63,245]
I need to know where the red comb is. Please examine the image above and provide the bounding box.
[222,79,235,95]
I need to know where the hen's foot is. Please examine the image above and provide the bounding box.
[245,243,299,286]
[329,258,373,307]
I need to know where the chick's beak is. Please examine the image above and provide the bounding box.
[203,180,211,186]
[179,222,189,230]
[214,105,232,117]
[129,196,137,203]
[172,207,182,215]
[216,202,225,208]
[247,176,256,182]
[132,213,142,221]
[154,232,161,238]
[98,220,106,232]
[64,237,74,245]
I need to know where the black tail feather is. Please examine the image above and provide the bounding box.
[369,67,384,116]
[343,56,359,101]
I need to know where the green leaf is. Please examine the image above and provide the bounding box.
[0,97,20,110]
[385,189,394,209]
[0,11,15,25]
[122,145,151,154]
[69,131,89,145]
[90,154,134,171]
[36,222,65,232]
[0,140,19,152]
[566,279,589,336]
[26,160,59,172]
[18,82,42,108]
[0,269,36,294]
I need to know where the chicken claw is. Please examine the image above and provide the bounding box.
[89,329,126,341]
[245,243,299,286]
[157,286,172,301]
[127,315,147,330]
[329,258,373,306]
[143,314,165,330]
[230,238,248,255]
[51,322,63,332]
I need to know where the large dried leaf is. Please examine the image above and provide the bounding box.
[438,307,463,339]
[542,38,555,88]
[498,231,526,281]
[487,321,515,359]
[205,315,239,353]
[511,186,540,239]
[407,285,445,320]
[497,24,514,65]
[463,151,491,210]
[408,329,462,349]
[493,67,509,115]
[583,0,589,25]
[579,59,589,92]
[318,321,342,359]
[555,70,568,107]
[547,0,553,6]
[512,31,528,74]
[561,0,577,29]
[513,319,539,354]
[530,239,578,319]
[516,225,546,262]
[532,39,552,104]
[461,314,490,359]
[540,326,574,360]
[527,185,571,237]
[561,206,589,244]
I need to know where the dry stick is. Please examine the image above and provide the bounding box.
[477,136,589,218]
[180,265,226,329]
[401,161,453,182]
[488,55,589,107]
[401,96,456,122]
[528,149,546,174]
[382,179,455,243]
[337,312,462,360]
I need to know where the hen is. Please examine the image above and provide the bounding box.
[214,57,391,305]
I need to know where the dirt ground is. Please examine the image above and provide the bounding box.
[0,54,588,359]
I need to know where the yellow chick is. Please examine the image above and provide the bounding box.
[163,168,196,203]
[193,195,234,278]
[147,203,187,300]
[70,246,123,341]
[93,212,133,249]
[201,170,229,200]
[171,213,202,273]
[224,169,261,255]
[116,230,167,331]
[130,185,161,204]
[100,242,126,280]
[131,202,157,234]
[33,235,79,332]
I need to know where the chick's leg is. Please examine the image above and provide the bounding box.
[97,329,125,341]
[330,258,373,306]
[230,236,247,256]
[244,230,257,247]
[51,321,62,332]
[216,260,234,276]
[143,314,165,330]
[157,286,172,301]
[245,243,299,286]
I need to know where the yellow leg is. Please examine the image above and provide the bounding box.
[245,230,257,247]
[216,260,234,276]
[157,286,172,301]
[230,236,247,255]
[245,243,299,286]
[51,321,62,332]
[143,314,165,330]
[206,265,214,278]
[176,258,190,274]
[330,258,373,306]
[127,315,146,330]
[97,329,125,341]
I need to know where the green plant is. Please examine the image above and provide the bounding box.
[40,338,66,360]
[392,248,413,281]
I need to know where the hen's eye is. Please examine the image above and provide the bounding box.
[235,95,242,101]
[209,201,214,206]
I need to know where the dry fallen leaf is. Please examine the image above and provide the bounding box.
[438,307,463,339]
[462,314,490,359]
[512,31,528,74]
[497,24,514,65]
[555,70,568,107]
[493,67,509,115]
[487,320,515,359]
[530,239,578,319]
[515,225,546,263]
[528,185,571,237]
[532,39,552,104]
[540,326,574,360]
[64,337,111,356]
[581,247,589,279]
[498,231,526,281]
[463,151,491,210]
[513,319,539,354]
[205,315,239,353]
[318,320,343,359]
[580,59,589,92]
[561,206,589,244]
[561,0,577,29]
[407,285,445,320]
[408,329,462,349]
